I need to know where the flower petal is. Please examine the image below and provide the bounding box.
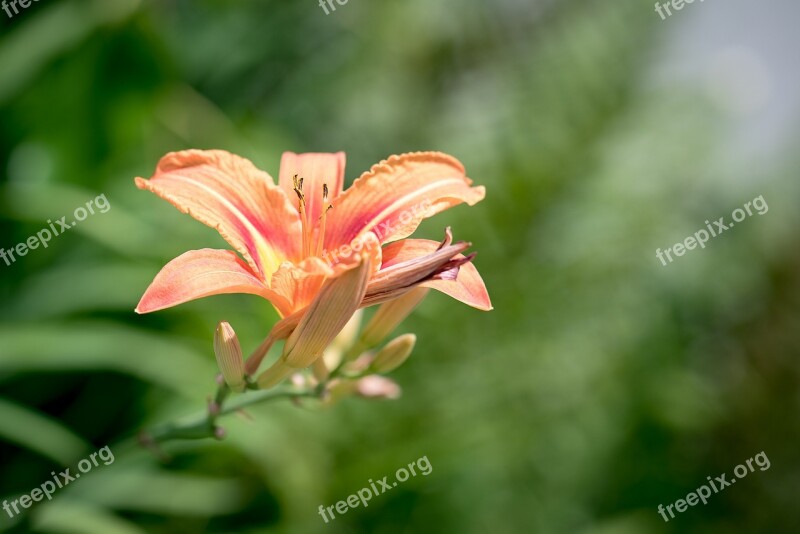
[135,150,301,281]
[270,232,383,316]
[135,249,293,315]
[257,253,373,387]
[278,152,346,224]
[269,257,332,319]
[324,152,485,249]
[375,238,492,311]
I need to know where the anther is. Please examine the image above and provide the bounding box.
[317,183,330,256]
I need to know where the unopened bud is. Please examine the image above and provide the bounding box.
[370,334,416,373]
[325,378,359,405]
[214,322,246,392]
[312,357,329,382]
[355,376,401,399]
[360,288,428,347]
[330,309,363,353]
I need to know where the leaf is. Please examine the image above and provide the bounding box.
[65,467,246,516]
[0,182,187,260]
[10,263,157,319]
[0,397,90,464]
[0,322,216,399]
[32,500,147,534]
[0,0,140,105]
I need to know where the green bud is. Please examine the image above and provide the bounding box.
[370,334,416,373]
[214,322,246,392]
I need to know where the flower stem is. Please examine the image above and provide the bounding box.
[140,385,318,446]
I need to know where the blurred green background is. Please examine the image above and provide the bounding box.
[1,0,799,532]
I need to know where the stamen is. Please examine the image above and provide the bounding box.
[316,183,331,257]
[293,174,310,257]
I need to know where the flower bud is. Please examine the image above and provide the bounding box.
[214,322,246,392]
[355,376,401,399]
[330,309,363,353]
[312,357,329,382]
[360,288,428,347]
[370,334,416,374]
[325,378,359,405]
[323,309,363,371]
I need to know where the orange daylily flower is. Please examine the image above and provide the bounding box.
[134,150,492,318]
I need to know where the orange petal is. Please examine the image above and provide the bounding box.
[367,241,471,296]
[278,152,346,224]
[324,152,485,249]
[135,150,301,281]
[378,238,492,311]
[269,257,331,318]
[271,233,383,316]
[135,249,293,316]
[257,254,373,388]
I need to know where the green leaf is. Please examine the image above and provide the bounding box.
[33,500,147,534]
[10,263,157,319]
[0,0,140,106]
[66,467,246,516]
[0,182,185,260]
[0,322,216,398]
[0,398,90,464]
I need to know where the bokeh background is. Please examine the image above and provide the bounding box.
[1,0,799,532]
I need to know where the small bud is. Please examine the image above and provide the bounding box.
[347,353,374,374]
[214,322,246,392]
[370,334,416,374]
[330,309,364,354]
[355,376,401,399]
[325,378,359,405]
[312,357,330,382]
[360,288,428,348]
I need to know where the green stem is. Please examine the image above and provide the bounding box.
[142,385,318,445]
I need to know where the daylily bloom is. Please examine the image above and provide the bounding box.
[134,149,492,319]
